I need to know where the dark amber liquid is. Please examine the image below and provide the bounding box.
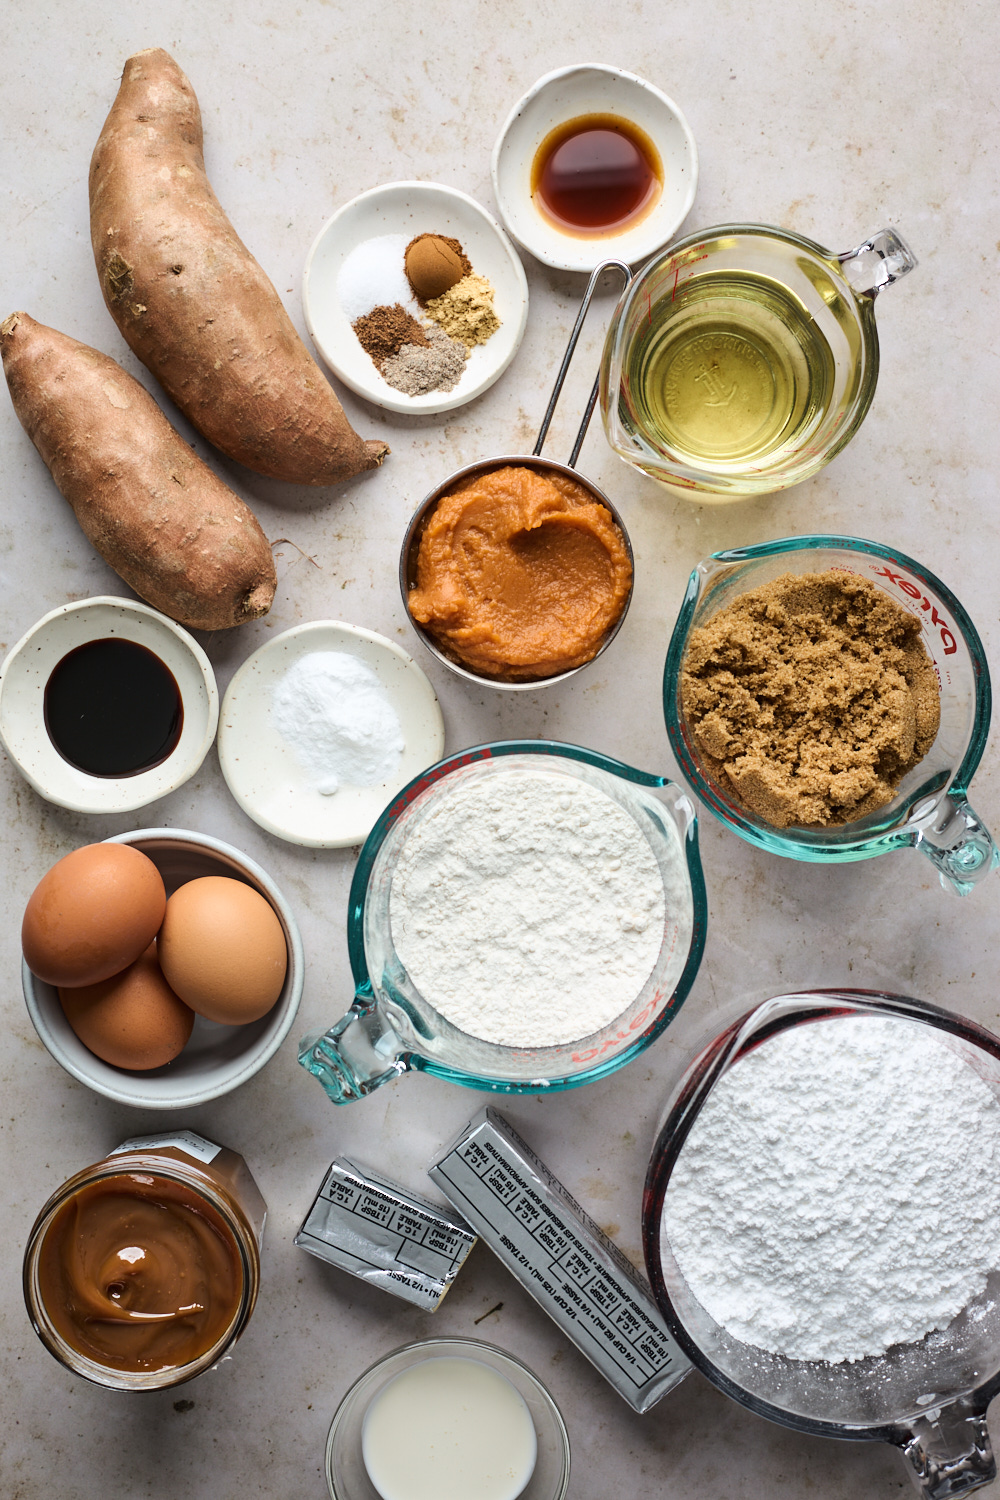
[531,113,662,237]
[44,637,183,778]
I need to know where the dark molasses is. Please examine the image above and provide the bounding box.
[531,113,663,237]
[44,637,183,778]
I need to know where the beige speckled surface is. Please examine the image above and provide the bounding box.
[2,2,999,1496]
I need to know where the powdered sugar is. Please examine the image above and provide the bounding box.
[663,1014,1000,1363]
[389,768,670,1047]
[272,651,404,796]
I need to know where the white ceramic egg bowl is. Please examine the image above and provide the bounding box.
[21,828,304,1109]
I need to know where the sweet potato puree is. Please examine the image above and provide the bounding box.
[408,464,632,679]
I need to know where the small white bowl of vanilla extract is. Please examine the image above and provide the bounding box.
[0,597,218,814]
[491,64,698,272]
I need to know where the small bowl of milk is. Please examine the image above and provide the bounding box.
[325,1337,570,1500]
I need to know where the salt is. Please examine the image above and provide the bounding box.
[272,652,404,796]
[337,235,419,323]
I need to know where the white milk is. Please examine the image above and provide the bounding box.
[361,1355,538,1500]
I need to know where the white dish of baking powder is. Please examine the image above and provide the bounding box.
[389,767,673,1048]
[218,622,443,849]
[272,651,404,797]
[663,1013,1000,1364]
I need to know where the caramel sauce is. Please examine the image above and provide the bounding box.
[531,113,662,237]
[36,1172,243,1373]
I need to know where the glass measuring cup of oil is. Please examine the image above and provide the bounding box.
[600,223,916,499]
[643,991,1000,1498]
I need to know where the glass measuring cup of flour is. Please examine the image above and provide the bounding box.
[662,534,997,895]
[298,740,706,1103]
[400,261,634,689]
[600,223,916,499]
[643,990,1000,1499]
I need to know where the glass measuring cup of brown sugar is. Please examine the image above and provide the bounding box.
[600,223,916,500]
[662,535,998,895]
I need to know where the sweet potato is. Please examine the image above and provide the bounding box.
[1,311,277,631]
[89,47,388,486]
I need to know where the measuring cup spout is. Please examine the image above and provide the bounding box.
[895,1399,995,1498]
[298,991,408,1104]
[909,793,1000,896]
[838,227,917,296]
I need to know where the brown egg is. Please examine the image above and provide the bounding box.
[157,876,287,1025]
[22,843,167,987]
[59,942,194,1070]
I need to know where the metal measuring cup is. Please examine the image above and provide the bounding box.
[399,260,634,691]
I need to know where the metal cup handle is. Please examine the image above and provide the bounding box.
[533,259,633,469]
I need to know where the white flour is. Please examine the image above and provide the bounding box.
[664,1014,1000,1363]
[390,768,672,1047]
[272,652,404,796]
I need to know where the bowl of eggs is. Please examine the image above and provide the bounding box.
[21,829,304,1108]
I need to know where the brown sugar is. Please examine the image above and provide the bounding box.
[681,570,941,828]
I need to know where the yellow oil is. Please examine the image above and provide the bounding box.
[630,271,837,469]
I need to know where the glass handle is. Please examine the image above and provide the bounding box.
[910,793,1000,896]
[896,1401,996,1498]
[838,227,917,296]
[298,997,407,1104]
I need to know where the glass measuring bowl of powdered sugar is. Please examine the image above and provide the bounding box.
[643,991,1000,1498]
[663,534,997,895]
[298,740,706,1102]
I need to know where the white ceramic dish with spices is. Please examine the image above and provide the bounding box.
[491,64,698,273]
[0,596,218,815]
[217,621,445,849]
[22,828,304,1110]
[303,182,528,415]
[644,991,1000,1500]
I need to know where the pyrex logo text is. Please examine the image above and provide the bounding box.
[871,566,958,655]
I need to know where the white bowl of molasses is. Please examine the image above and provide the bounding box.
[0,597,219,814]
[491,64,698,273]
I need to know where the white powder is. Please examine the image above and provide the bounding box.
[272,652,404,796]
[389,768,670,1047]
[663,1014,1000,1364]
[337,234,420,323]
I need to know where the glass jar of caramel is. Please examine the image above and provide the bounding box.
[23,1131,266,1391]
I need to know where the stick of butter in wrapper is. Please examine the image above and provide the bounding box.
[295,1157,477,1311]
[429,1108,691,1411]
